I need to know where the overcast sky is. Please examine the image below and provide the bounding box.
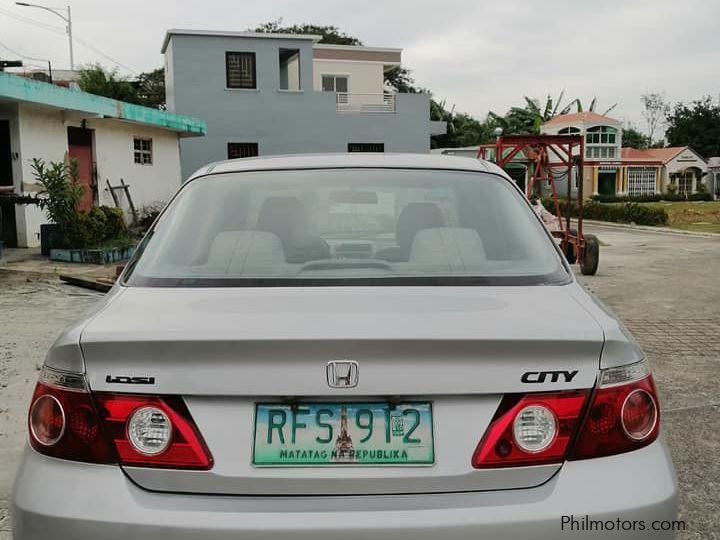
[1,0,718,132]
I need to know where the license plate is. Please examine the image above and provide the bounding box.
[253,402,434,466]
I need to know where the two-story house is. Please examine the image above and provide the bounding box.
[162,30,445,178]
[541,112,707,197]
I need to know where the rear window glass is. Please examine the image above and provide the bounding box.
[124,168,568,287]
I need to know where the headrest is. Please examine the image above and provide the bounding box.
[396,202,445,251]
[409,228,487,271]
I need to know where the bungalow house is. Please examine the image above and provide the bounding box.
[0,72,206,248]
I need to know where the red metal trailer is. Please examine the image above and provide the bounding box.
[478,133,599,275]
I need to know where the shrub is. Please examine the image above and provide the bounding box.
[688,192,713,201]
[590,192,712,203]
[136,203,164,233]
[32,158,84,244]
[541,197,669,226]
[32,158,131,249]
[100,206,127,239]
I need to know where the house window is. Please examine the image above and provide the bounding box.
[677,172,693,195]
[228,143,259,159]
[558,127,580,136]
[348,143,384,153]
[585,126,617,160]
[226,52,256,89]
[322,75,349,93]
[627,167,657,196]
[133,138,152,165]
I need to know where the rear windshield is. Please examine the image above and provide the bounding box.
[124,168,568,287]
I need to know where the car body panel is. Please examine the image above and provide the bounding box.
[13,439,678,539]
[82,285,603,396]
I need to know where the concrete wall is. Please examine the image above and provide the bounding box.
[16,105,67,247]
[312,59,384,93]
[12,104,183,247]
[166,34,434,179]
[88,119,182,211]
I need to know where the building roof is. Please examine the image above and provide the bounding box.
[161,29,322,53]
[621,147,691,164]
[621,147,682,163]
[0,73,206,136]
[189,153,508,180]
[313,43,402,54]
[542,111,621,128]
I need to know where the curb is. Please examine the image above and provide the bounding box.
[0,266,60,280]
[580,220,720,239]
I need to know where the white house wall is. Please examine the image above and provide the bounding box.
[87,119,182,213]
[16,104,68,247]
[312,59,384,94]
[14,104,183,247]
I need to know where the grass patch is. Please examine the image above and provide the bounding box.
[643,201,720,232]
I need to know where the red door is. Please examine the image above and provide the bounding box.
[67,127,95,212]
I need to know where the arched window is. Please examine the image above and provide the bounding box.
[585,126,618,159]
[558,127,580,135]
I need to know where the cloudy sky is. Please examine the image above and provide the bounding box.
[1,0,718,131]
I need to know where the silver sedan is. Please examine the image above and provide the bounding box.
[13,154,678,539]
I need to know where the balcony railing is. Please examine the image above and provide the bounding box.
[335,92,396,113]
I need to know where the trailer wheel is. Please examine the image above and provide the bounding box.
[580,234,599,275]
[563,229,578,264]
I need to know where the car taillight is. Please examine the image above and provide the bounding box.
[471,360,660,468]
[93,393,213,469]
[28,367,116,463]
[472,390,589,468]
[569,361,659,460]
[27,366,213,470]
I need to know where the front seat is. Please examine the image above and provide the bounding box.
[256,196,330,263]
[376,202,445,262]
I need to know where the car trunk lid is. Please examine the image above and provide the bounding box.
[81,285,603,495]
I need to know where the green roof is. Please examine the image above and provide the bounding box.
[0,72,206,136]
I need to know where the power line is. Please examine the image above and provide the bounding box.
[72,34,139,75]
[0,39,50,64]
[0,7,65,34]
[0,8,140,75]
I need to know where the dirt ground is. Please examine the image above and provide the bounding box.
[0,224,718,538]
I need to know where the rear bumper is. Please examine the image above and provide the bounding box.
[13,438,678,540]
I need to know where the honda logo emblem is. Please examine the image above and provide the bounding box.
[326,360,359,388]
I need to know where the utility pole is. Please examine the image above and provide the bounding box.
[15,3,74,70]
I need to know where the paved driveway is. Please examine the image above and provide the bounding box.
[577,224,720,540]
[0,224,718,539]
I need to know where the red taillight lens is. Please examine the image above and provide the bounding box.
[28,373,116,464]
[472,361,661,468]
[28,366,212,470]
[472,390,589,468]
[570,373,659,460]
[93,394,213,469]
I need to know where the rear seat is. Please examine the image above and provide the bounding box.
[409,228,487,271]
[204,231,288,275]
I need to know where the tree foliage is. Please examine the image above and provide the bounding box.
[77,64,165,109]
[430,100,494,148]
[665,96,720,158]
[77,64,139,103]
[640,93,670,146]
[136,68,166,109]
[621,126,649,149]
[253,19,361,45]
